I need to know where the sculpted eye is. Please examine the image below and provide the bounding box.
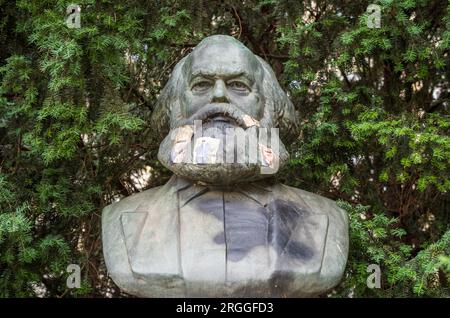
[192,81,212,92]
[228,81,250,92]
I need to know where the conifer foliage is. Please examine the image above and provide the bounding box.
[0,0,448,297]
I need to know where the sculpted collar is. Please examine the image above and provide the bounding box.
[173,176,273,207]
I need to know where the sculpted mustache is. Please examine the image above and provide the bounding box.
[178,103,248,128]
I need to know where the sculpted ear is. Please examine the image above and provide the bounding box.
[256,56,299,145]
[151,56,188,140]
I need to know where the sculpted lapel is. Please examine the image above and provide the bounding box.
[120,177,182,279]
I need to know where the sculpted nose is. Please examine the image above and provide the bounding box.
[211,80,229,103]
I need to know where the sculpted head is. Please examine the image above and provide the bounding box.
[152,35,299,185]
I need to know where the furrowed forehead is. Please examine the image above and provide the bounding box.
[187,48,259,82]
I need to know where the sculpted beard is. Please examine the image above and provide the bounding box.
[158,103,289,185]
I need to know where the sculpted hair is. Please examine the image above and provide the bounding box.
[255,56,299,144]
[150,42,299,144]
[150,55,188,140]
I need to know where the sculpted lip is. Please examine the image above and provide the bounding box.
[209,114,233,123]
[212,116,229,122]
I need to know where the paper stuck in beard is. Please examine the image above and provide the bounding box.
[170,125,194,164]
[192,137,221,164]
[169,121,280,168]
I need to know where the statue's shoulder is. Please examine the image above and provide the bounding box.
[102,184,167,219]
[275,183,348,226]
[273,183,349,294]
[101,183,176,297]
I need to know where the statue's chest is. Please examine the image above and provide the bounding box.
[116,184,329,297]
[178,190,276,295]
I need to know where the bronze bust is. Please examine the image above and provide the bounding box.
[102,35,348,297]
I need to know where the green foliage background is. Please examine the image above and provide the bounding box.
[0,0,449,297]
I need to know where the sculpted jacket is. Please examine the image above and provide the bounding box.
[102,176,348,297]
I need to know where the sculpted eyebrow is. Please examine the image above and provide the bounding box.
[191,70,252,80]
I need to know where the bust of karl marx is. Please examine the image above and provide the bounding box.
[102,35,348,297]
